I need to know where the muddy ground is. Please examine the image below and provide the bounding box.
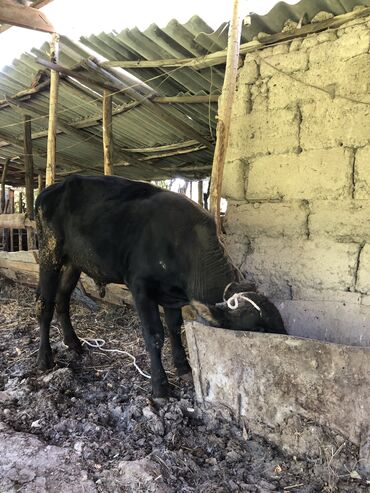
[0,277,368,492]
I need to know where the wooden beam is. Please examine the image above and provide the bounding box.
[1,158,9,213]
[114,146,206,166]
[0,0,54,33]
[46,33,59,186]
[100,52,239,71]
[0,213,35,229]
[24,114,36,249]
[0,91,217,121]
[30,0,55,8]
[73,100,141,129]
[139,144,206,161]
[155,163,211,173]
[154,95,219,104]
[102,89,114,175]
[0,80,50,110]
[73,95,217,128]
[122,139,201,153]
[210,0,242,234]
[36,58,118,93]
[0,0,54,34]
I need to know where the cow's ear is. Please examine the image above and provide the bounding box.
[191,300,219,326]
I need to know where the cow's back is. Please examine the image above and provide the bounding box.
[36,175,162,219]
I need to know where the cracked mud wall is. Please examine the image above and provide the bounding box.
[223,12,370,346]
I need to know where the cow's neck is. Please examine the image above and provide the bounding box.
[189,242,238,305]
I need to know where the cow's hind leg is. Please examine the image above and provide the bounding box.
[55,263,83,354]
[164,307,192,380]
[36,263,61,370]
[131,282,169,399]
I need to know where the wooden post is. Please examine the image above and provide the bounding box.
[209,0,242,234]
[37,174,43,195]
[1,158,9,213]
[198,180,203,207]
[9,189,14,252]
[18,191,23,251]
[24,114,36,249]
[46,32,59,186]
[103,89,114,175]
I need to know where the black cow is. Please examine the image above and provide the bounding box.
[35,175,285,400]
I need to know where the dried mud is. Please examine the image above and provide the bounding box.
[0,277,368,492]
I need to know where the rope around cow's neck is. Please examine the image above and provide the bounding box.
[225,292,262,315]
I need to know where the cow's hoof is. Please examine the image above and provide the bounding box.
[37,352,54,371]
[179,371,193,383]
[65,337,83,355]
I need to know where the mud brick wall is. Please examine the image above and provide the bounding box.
[222,13,370,345]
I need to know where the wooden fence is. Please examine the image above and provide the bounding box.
[0,248,134,307]
[0,212,36,252]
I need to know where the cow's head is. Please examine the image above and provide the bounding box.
[191,282,286,335]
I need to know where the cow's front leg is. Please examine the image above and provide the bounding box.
[164,307,192,380]
[131,284,169,399]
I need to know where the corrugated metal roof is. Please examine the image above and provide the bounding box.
[244,0,370,40]
[0,0,369,186]
[0,23,221,185]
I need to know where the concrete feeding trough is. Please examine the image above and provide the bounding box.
[185,322,370,473]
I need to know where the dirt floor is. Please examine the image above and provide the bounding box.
[0,277,369,493]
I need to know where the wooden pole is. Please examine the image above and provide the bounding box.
[37,174,43,195]
[209,0,242,234]
[18,191,23,251]
[198,180,203,207]
[1,158,9,213]
[9,189,14,252]
[24,114,36,249]
[46,32,59,186]
[102,89,114,175]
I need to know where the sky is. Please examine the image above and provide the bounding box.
[0,0,299,68]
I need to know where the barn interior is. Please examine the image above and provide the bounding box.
[1,0,370,491]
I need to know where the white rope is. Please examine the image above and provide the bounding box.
[225,292,262,315]
[81,338,151,380]
[223,282,234,301]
